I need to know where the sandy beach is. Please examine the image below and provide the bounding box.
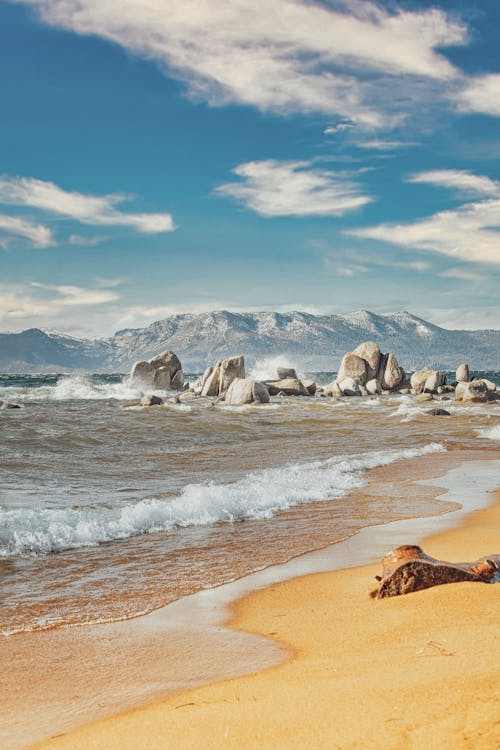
[29,482,500,750]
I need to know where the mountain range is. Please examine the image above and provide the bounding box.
[1,310,499,373]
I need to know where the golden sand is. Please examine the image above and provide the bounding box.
[31,488,500,750]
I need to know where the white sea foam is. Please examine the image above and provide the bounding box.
[0,443,444,558]
[478,423,500,440]
[0,375,149,402]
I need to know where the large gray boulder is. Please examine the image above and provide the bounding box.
[130,350,184,391]
[337,352,368,386]
[380,353,404,390]
[224,378,270,405]
[424,371,446,393]
[455,380,489,403]
[410,369,435,394]
[456,363,469,383]
[352,341,381,380]
[219,356,245,393]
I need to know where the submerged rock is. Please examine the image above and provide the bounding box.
[427,408,451,416]
[140,395,164,406]
[1,401,22,409]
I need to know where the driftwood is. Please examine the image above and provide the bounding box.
[370,545,500,599]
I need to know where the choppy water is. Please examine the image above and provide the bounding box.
[1,370,500,634]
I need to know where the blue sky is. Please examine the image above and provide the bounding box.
[1,0,500,336]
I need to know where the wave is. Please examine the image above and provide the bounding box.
[478,423,500,441]
[0,443,444,558]
[0,374,147,402]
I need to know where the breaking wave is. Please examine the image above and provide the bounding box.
[0,443,444,558]
[478,423,500,441]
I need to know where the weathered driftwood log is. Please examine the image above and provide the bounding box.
[370,545,499,599]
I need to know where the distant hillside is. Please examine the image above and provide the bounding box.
[1,310,500,373]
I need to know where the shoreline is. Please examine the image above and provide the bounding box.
[22,452,500,750]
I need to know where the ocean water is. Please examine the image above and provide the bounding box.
[1,370,500,635]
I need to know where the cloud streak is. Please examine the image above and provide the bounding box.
[347,169,500,265]
[0,214,54,248]
[0,176,175,239]
[14,0,467,127]
[215,160,373,217]
[408,169,500,197]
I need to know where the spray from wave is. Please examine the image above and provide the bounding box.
[0,443,445,558]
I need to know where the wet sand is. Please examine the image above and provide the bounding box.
[28,463,500,750]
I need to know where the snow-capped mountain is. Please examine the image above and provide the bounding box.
[1,310,500,372]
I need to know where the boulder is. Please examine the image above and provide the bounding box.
[455,380,489,403]
[324,381,342,398]
[266,378,309,396]
[140,395,164,406]
[381,353,404,390]
[337,353,368,386]
[219,356,245,394]
[427,408,451,416]
[365,379,381,395]
[224,378,270,405]
[338,377,362,396]
[277,367,297,380]
[424,371,446,393]
[130,350,184,391]
[352,341,381,380]
[370,545,499,598]
[201,362,222,397]
[456,363,469,383]
[302,379,317,396]
[410,369,436,394]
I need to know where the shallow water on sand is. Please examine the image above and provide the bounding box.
[1,372,500,634]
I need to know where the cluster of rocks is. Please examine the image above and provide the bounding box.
[126,343,498,408]
[323,342,405,397]
[130,350,184,391]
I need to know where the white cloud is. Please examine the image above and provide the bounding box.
[14,0,467,126]
[324,123,354,135]
[438,267,484,282]
[0,176,175,234]
[408,169,500,197]
[0,282,119,327]
[456,73,500,116]
[347,195,500,265]
[357,139,419,151]
[0,214,54,248]
[215,159,372,217]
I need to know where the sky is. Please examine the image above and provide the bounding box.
[1,0,500,337]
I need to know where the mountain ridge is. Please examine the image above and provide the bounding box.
[1,310,499,373]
